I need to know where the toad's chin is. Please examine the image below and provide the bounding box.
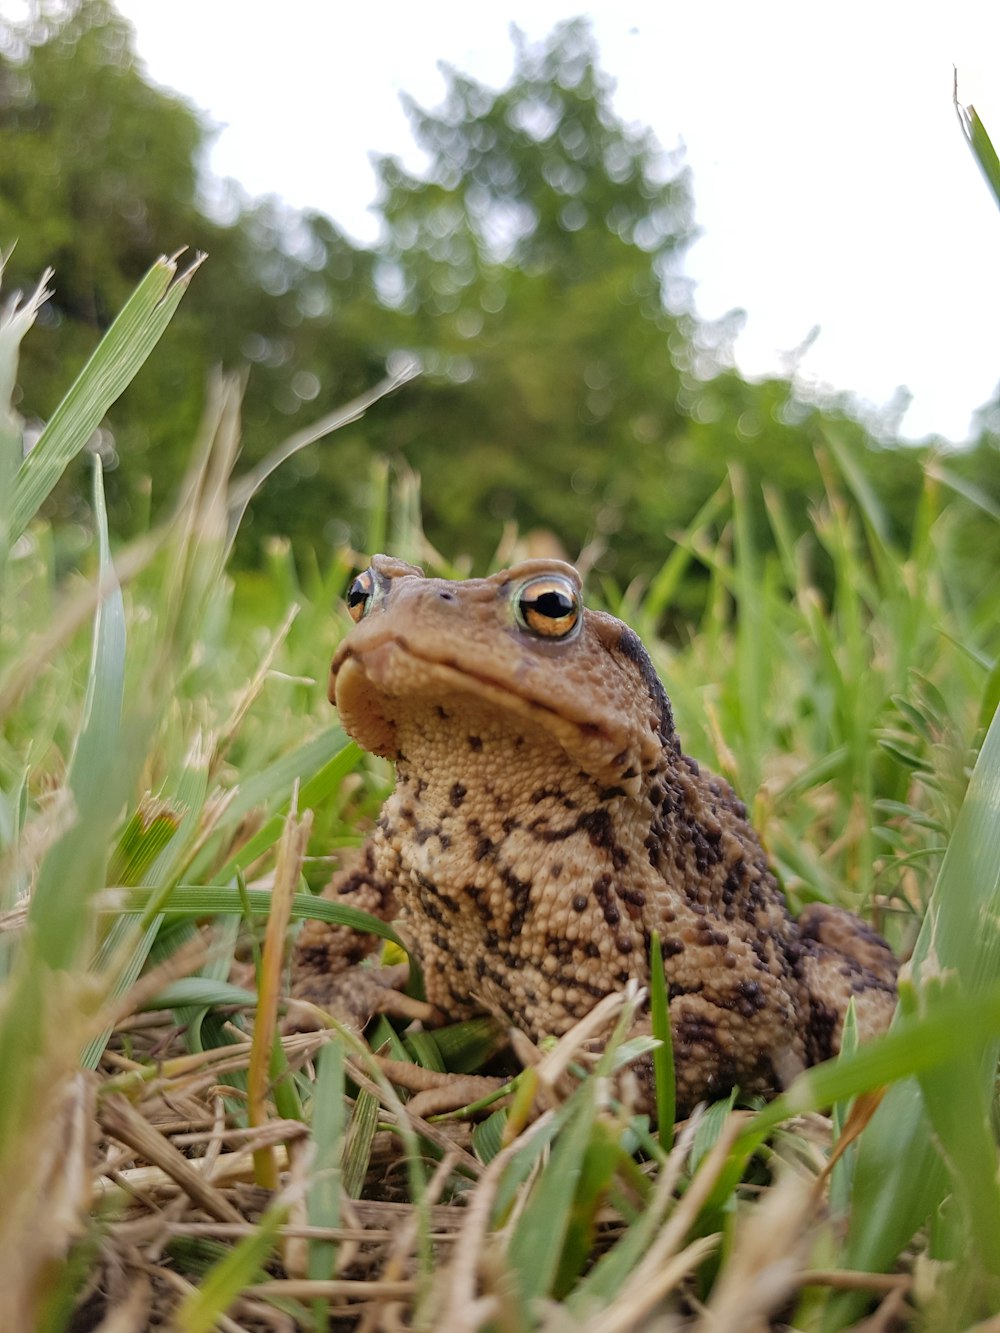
[331,640,647,795]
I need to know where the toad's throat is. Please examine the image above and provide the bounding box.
[331,636,646,791]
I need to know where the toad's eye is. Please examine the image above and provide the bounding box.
[514,575,582,640]
[346,568,378,623]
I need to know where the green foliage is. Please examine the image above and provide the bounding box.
[3,15,1000,1329]
[2,244,1000,1328]
[2,2,995,594]
[0,0,385,536]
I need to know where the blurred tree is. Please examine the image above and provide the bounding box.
[354,21,930,582]
[0,0,385,540]
[0,2,990,596]
[366,21,698,573]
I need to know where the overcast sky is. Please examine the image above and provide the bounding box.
[28,1,1000,441]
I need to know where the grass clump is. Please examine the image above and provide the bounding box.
[1,251,999,1332]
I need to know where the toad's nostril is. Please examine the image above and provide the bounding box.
[437,590,456,602]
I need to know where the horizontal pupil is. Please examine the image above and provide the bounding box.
[527,591,572,618]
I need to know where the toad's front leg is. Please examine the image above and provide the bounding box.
[288,832,412,1031]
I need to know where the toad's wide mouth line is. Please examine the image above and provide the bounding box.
[332,633,611,743]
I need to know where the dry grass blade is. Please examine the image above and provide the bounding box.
[226,360,420,537]
[99,1094,245,1225]
[583,1236,717,1333]
[210,601,301,775]
[694,1171,816,1332]
[248,798,312,1188]
[575,1114,745,1331]
[89,1275,153,1333]
[441,1111,557,1331]
[0,1071,94,1332]
[245,1278,417,1299]
[357,1149,461,1333]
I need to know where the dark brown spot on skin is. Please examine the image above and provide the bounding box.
[737,978,766,1015]
[468,735,482,751]
[572,894,588,912]
[592,874,620,928]
[450,782,467,808]
[615,934,633,954]
[435,705,450,720]
[809,999,839,1062]
[675,1010,719,1049]
[500,865,531,899]
[579,808,614,850]
[464,883,496,927]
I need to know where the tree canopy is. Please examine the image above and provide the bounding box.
[1,1,995,590]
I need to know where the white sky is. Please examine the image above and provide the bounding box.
[26,1,1000,440]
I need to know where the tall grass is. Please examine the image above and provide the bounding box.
[1,249,999,1330]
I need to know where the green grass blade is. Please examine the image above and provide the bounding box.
[141,977,257,1010]
[826,698,1000,1325]
[553,1117,627,1297]
[112,886,408,951]
[210,727,350,833]
[955,82,1000,211]
[11,254,203,541]
[828,1001,859,1217]
[915,978,1000,1286]
[472,1109,508,1165]
[29,456,126,969]
[216,740,362,877]
[343,1088,380,1200]
[639,479,731,627]
[506,1089,598,1303]
[172,1202,284,1333]
[0,268,52,582]
[307,1038,345,1293]
[79,915,161,1071]
[649,933,675,1149]
[423,1017,506,1073]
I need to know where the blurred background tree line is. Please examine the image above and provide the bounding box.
[2,0,998,599]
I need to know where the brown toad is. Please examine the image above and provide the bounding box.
[293,555,897,1114]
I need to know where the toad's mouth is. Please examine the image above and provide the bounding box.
[331,635,644,792]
